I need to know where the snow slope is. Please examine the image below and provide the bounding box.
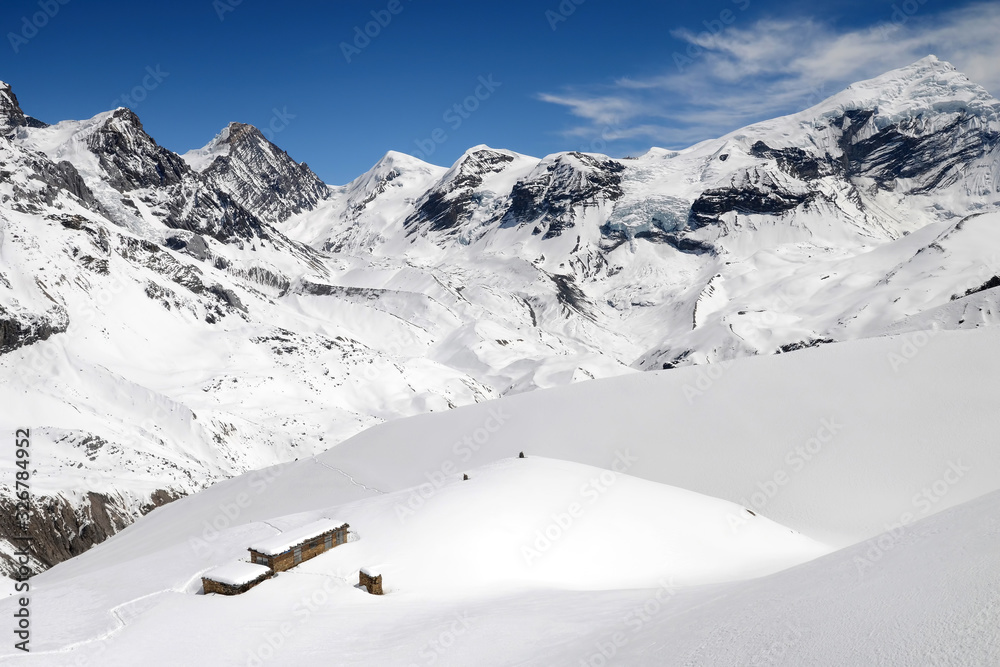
[1,325,997,664]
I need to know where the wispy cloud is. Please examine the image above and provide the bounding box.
[539,2,1000,154]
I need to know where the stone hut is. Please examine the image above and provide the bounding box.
[248,519,349,573]
[202,562,272,596]
[359,567,383,595]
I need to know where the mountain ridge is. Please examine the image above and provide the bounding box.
[1,55,998,576]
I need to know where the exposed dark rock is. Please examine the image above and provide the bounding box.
[750,141,825,180]
[689,181,817,228]
[119,236,247,314]
[34,159,103,210]
[79,255,110,275]
[165,233,212,262]
[406,148,515,233]
[86,108,190,191]
[200,122,330,224]
[955,275,1000,300]
[0,304,69,355]
[0,81,28,131]
[660,350,693,369]
[226,266,291,295]
[834,109,1000,193]
[502,153,624,239]
[0,488,184,577]
[549,272,595,320]
[777,338,835,353]
[207,284,247,312]
[298,281,383,299]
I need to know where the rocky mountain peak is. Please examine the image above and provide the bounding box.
[85,107,190,191]
[189,121,330,225]
[0,81,28,131]
[223,121,265,145]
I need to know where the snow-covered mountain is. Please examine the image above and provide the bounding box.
[182,121,331,225]
[1,55,999,577]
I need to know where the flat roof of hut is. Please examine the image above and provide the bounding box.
[202,562,271,595]
[248,518,348,556]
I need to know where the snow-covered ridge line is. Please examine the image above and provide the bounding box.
[2,55,1000,579]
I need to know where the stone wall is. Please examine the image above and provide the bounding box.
[252,526,348,572]
[359,570,383,595]
[201,571,270,596]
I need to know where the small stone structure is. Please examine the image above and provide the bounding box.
[359,567,383,595]
[248,518,349,573]
[202,562,272,596]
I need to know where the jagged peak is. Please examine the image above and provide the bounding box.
[183,121,299,173]
[439,145,533,183]
[0,80,27,129]
[223,121,266,145]
[457,144,525,161]
[105,106,143,127]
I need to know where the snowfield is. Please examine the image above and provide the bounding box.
[2,55,1000,664]
[2,325,999,665]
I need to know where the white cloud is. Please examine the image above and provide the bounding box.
[538,2,1000,153]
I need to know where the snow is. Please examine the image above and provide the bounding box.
[1,56,999,663]
[203,561,271,587]
[1,325,999,664]
[180,124,232,172]
[248,518,348,556]
[359,566,380,577]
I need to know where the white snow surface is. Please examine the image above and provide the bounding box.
[1,326,998,664]
[247,518,347,556]
[180,125,232,172]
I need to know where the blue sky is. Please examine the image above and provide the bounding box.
[2,0,997,184]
